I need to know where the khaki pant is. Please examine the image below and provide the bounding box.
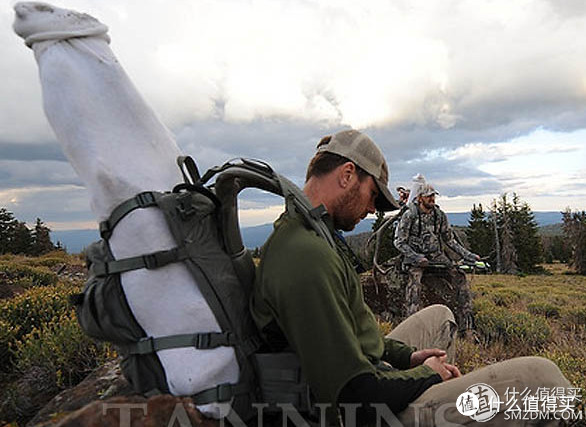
[387,305,574,427]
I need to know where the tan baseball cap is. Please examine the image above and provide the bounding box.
[317,129,399,211]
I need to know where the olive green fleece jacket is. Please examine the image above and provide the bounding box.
[250,210,441,409]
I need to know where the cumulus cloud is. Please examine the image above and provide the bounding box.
[0,160,81,189]
[8,0,585,137]
[2,0,586,229]
[0,184,92,225]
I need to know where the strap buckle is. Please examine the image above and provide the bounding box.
[99,221,112,239]
[92,262,108,277]
[216,383,233,402]
[195,332,235,349]
[142,254,159,270]
[136,192,156,208]
[195,333,212,349]
[135,336,155,354]
[176,193,196,220]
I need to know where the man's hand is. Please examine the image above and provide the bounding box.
[410,348,446,367]
[416,256,429,267]
[423,355,461,381]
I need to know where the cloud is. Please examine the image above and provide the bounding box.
[2,0,586,229]
[8,0,584,137]
[0,4,54,142]
[0,160,81,189]
[0,141,66,161]
[0,185,92,225]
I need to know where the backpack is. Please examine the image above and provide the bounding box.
[71,157,336,422]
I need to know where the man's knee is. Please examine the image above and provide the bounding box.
[505,357,571,388]
[417,304,456,325]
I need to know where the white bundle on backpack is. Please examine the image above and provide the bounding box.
[407,173,426,205]
[13,2,237,418]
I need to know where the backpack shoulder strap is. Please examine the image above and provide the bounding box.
[210,158,336,256]
[177,155,201,184]
[276,174,336,248]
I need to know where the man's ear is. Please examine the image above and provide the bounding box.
[339,162,356,188]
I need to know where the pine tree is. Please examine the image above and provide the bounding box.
[510,193,542,273]
[31,218,55,256]
[497,195,518,274]
[0,208,33,255]
[550,235,571,263]
[55,240,66,252]
[12,221,33,255]
[0,207,19,254]
[490,203,502,273]
[562,209,586,274]
[466,203,494,260]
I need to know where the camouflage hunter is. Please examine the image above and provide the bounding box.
[394,202,477,327]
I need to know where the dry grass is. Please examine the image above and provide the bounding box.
[456,263,586,408]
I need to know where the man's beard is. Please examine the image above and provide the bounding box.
[331,181,362,232]
[421,199,435,211]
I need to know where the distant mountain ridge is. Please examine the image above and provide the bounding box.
[52,211,564,254]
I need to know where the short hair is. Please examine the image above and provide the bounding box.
[305,136,369,182]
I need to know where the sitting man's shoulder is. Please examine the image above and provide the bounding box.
[260,213,342,277]
[268,214,332,252]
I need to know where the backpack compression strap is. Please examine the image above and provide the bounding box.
[94,187,255,406]
[99,191,161,239]
[92,190,257,357]
[145,382,253,405]
[120,332,259,356]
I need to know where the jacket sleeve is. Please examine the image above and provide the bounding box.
[438,210,477,261]
[338,370,442,423]
[394,209,425,264]
[382,338,414,369]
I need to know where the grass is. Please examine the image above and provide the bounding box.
[456,263,586,409]
[1,252,584,424]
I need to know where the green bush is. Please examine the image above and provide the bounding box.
[474,301,551,348]
[14,309,113,389]
[489,282,505,288]
[527,301,560,318]
[489,288,523,307]
[564,307,586,326]
[0,319,19,372]
[543,349,586,406]
[0,263,58,288]
[23,257,64,268]
[0,283,78,342]
[22,251,72,268]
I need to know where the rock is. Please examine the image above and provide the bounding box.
[363,259,472,326]
[26,359,219,427]
[26,359,132,426]
[1,366,60,424]
[40,395,218,427]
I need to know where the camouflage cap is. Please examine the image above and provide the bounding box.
[419,183,440,197]
[317,129,399,211]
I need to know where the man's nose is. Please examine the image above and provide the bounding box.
[367,199,376,214]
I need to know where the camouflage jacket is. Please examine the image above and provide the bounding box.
[394,202,476,265]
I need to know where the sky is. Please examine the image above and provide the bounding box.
[1,0,586,231]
